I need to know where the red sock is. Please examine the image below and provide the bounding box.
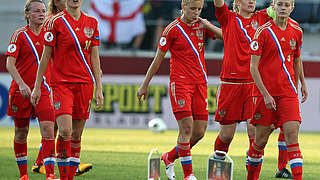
[56,137,71,180]
[69,139,81,180]
[214,135,230,159]
[167,146,179,162]
[35,143,43,166]
[42,139,55,177]
[247,142,264,180]
[14,141,28,177]
[177,142,193,177]
[287,143,302,180]
[249,138,254,146]
[277,130,288,171]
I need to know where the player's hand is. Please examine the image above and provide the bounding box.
[193,17,210,29]
[301,84,308,103]
[137,85,148,102]
[19,83,31,99]
[263,94,276,110]
[30,87,41,107]
[95,87,104,109]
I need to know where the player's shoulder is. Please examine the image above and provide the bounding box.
[10,26,28,43]
[253,21,272,39]
[288,19,303,34]
[162,19,180,36]
[82,11,98,23]
[46,11,65,30]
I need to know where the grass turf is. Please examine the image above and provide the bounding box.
[0,127,319,180]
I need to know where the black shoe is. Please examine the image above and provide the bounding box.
[275,168,293,179]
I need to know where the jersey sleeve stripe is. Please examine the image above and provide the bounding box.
[253,22,271,40]
[162,19,179,36]
[10,28,27,43]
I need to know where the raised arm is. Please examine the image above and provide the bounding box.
[197,17,223,40]
[6,56,31,98]
[250,54,276,110]
[137,48,166,102]
[30,45,52,105]
[90,46,104,109]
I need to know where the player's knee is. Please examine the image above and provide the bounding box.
[181,126,192,136]
[14,127,29,142]
[58,128,72,139]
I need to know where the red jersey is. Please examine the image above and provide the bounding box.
[6,25,50,95]
[215,3,271,80]
[158,17,216,84]
[249,19,303,97]
[44,10,100,84]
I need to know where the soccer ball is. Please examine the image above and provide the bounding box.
[148,118,167,133]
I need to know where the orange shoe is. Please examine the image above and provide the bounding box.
[19,174,29,180]
[47,173,59,180]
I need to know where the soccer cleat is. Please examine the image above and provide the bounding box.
[75,162,93,176]
[184,174,197,180]
[275,168,293,179]
[31,163,46,174]
[19,174,29,180]
[46,173,59,180]
[161,152,175,180]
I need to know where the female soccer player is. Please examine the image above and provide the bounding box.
[137,0,222,179]
[249,0,304,179]
[6,0,56,179]
[31,0,104,179]
[212,0,272,162]
[31,0,93,176]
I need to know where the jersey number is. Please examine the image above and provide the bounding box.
[84,40,91,51]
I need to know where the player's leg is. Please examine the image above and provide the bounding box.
[214,123,236,160]
[177,116,196,179]
[247,124,272,180]
[245,119,255,169]
[69,83,93,179]
[14,118,30,179]
[37,108,56,179]
[275,128,293,179]
[69,119,86,179]
[56,115,72,180]
[32,143,45,174]
[283,121,302,180]
[280,96,302,180]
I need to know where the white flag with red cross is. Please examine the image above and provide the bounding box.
[88,0,146,44]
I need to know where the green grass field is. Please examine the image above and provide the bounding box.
[0,127,319,180]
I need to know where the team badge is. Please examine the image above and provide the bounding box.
[289,39,296,50]
[12,105,18,113]
[218,110,226,117]
[54,101,61,110]
[177,99,185,108]
[254,113,261,120]
[84,27,94,38]
[251,20,259,30]
[196,30,203,40]
[7,44,16,53]
[44,32,53,42]
[250,41,259,51]
[160,37,166,46]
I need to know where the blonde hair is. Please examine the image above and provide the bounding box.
[25,0,44,23]
[47,0,59,15]
[272,0,295,7]
[180,0,204,14]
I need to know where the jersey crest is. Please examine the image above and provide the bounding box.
[289,39,296,50]
[84,27,94,38]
